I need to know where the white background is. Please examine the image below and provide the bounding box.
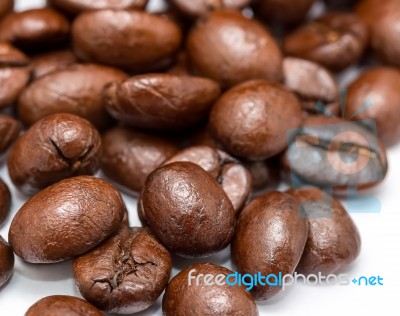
[1,0,399,315]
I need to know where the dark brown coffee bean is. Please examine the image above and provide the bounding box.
[0,114,20,156]
[187,10,283,88]
[8,113,101,195]
[162,263,259,316]
[18,64,127,130]
[73,226,172,314]
[9,176,126,263]
[104,73,220,130]
[49,0,148,16]
[30,49,77,79]
[255,0,316,25]
[170,0,251,18]
[164,145,252,214]
[0,41,30,109]
[100,127,180,195]
[345,67,400,146]
[245,159,281,194]
[232,192,308,300]
[0,8,69,51]
[283,57,339,115]
[210,80,303,160]
[25,295,104,316]
[0,236,14,288]
[283,115,388,192]
[283,13,368,71]
[0,178,11,226]
[142,162,235,257]
[72,10,182,72]
[288,187,361,275]
[0,0,13,19]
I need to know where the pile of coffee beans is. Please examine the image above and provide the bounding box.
[0,0,397,314]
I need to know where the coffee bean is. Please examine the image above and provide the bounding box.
[18,64,127,130]
[0,41,30,109]
[9,176,126,263]
[0,236,14,288]
[209,80,303,160]
[232,192,308,300]
[0,0,13,19]
[288,187,361,275]
[0,114,20,156]
[162,263,258,316]
[345,67,400,146]
[187,10,283,88]
[142,162,235,257]
[25,295,104,316]
[73,226,172,314]
[30,49,77,80]
[170,0,251,18]
[72,10,182,72]
[0,178,11,225]
[100,127,180,195]
[245,159,281,194]
[283,12,368,71]
[8,113,101,195]
[0,8,69,51]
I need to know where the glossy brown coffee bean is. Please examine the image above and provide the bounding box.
[30,50,77,79]
[288,188,361,275]
[100,127,180,195]
[142,162,235,257]
[0,114,20,156]
[9,176,126,263]
[232,192,308,300]
[164,146,252,214]
[8,113,101,195]
[104,73,220,130]
[170,0,251,18]
[0,236,14,288]
[0,41,30,109]
[255,0,315,24]
[0,8,69,50]
[345,67,400,146]
[187,10,283,88]
[245,159,280,194]
[163,263,259,316]
[283,57,339,115]
[0,178,11,225]
[25,295,104,316]
[49,0,148,16]
[283,13,368,71]
[0,0,13,19]
[72,10,182,72]
[18,64,127,130]
[210,80,303,160]
[73,226,172,314]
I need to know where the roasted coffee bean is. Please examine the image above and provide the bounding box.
[0,8,69,50]
[0,178,11,225]
[73,226,172,314]
[170,0,251,18]
[100,127,180,195]
[187,10,283,88]
[288,187,361,275]
[345,67,400,146]
[210,80,303,160]
[163,263,259,316]
[283,115,388,193]
[0,236,14,288]
[142,162,235,257]
[0,41,30,109]
[18,64,127,130]
[25,295,104,316]
[8,113,101,195]
[0,114,20,156]
[245,159,280,194]
[232,192,308,300]
[9,176,126,263]
[254,0,316,25]
[30,49,77,79]
[49,0,148,16]
[283,12,368,71]
[104,73,220,130]
[0,0,13,19]
[283,57,339,115]
[164,145,252,214]
[72,10,182,72]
